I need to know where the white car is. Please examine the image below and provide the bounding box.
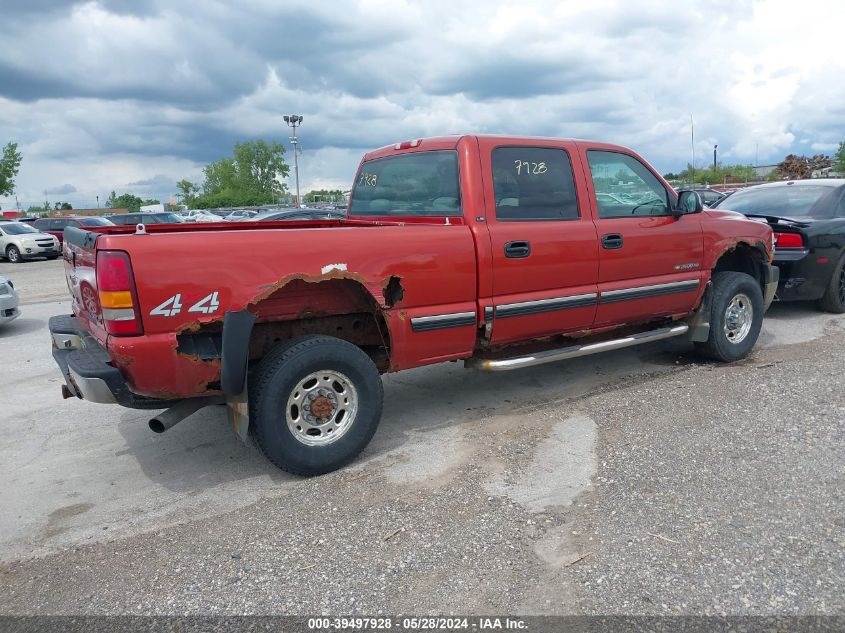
[181,210,221,223]
[0,221,60,262]
[223,209,261,221]
[0,276,20,325]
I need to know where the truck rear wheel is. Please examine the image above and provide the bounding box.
[249,335,383,476]
[695,271,764,362]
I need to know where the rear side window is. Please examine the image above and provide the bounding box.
[492,147,579,221]
[587,150,670,218]
[78,217,113,226]
[52,219,69,230]
[34,219,50,230]
[349,150,461,217]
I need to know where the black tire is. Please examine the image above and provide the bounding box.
[47,255,60,260]
[816,254,845,314]
[249,335,383,476]
[695,271,764,362]
[6,245,21,264]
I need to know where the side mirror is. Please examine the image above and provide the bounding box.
[675,190,703,216]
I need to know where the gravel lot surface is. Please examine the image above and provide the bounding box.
[0,260,842,616]
[0,258,68,305]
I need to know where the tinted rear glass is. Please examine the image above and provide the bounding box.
[716,185,836,218]
[79,217,114,226]
[349,150,461,217]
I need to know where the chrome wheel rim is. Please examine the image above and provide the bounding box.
[723,293,753,344]
[8,248,18,262]
[285,370,358,446]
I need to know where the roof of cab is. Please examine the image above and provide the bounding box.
[361,134,626,162]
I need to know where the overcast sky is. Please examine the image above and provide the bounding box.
[1,0,843,209]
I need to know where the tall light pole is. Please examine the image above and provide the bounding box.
[284,115,303,207]
[713,144,718,170]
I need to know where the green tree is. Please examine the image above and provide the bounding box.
[189,140,290,209]
[176,179,200,205]
[0,142,23,197]
[141,198,161,206]
[54,202,73,210]
[677,162,756,185]
[303,189,344,203]
[109,193,144,211]
[835,142,845,173]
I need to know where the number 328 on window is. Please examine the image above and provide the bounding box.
[514,160,547,175]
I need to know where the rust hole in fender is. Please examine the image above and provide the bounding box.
[384,276,404,307]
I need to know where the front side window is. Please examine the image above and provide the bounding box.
[492,147,579,221]
[349,150,461,217]
[587,150,670,218]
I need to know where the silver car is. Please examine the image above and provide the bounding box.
[0,275,20,325]
[0,221,60,263]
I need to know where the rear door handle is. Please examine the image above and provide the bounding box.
[601,233,624,250]
[504,240,531,258]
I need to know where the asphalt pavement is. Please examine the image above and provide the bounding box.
[0,260,842,615]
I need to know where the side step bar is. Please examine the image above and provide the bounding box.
[466,324,690,372]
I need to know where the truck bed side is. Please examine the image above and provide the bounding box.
[65,221,479,398]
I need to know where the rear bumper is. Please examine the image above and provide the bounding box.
[49,314,175,409]
[763,264,779,311]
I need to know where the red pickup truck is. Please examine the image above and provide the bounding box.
[50,135,777,475]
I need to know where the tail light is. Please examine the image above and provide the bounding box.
[96,250,143,336]
[774,232,804,248]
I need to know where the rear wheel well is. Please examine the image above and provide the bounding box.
[712,243,767,290]
[248,279,391,372]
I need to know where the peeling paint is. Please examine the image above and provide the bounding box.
[321,262,348,274]
[248,268,386,309]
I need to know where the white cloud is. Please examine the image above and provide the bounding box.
[1,0,844,210]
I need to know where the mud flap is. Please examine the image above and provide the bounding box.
[221,310,256,443]
[227,389,251,443]
[688,281,713,342]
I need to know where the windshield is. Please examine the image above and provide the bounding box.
[0,223,38,235]
[79,217,114,226]
[715,185,835,218]
[349,150,461,217]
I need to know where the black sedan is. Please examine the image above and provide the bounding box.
[711,179,845,312]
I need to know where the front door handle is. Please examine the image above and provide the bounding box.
[504,240,531,258]
[601,233,624,250]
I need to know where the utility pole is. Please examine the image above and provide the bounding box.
[96,195,99,209]
[713,144,718,170]
[284,115,303,208]
[690,115,695,186]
